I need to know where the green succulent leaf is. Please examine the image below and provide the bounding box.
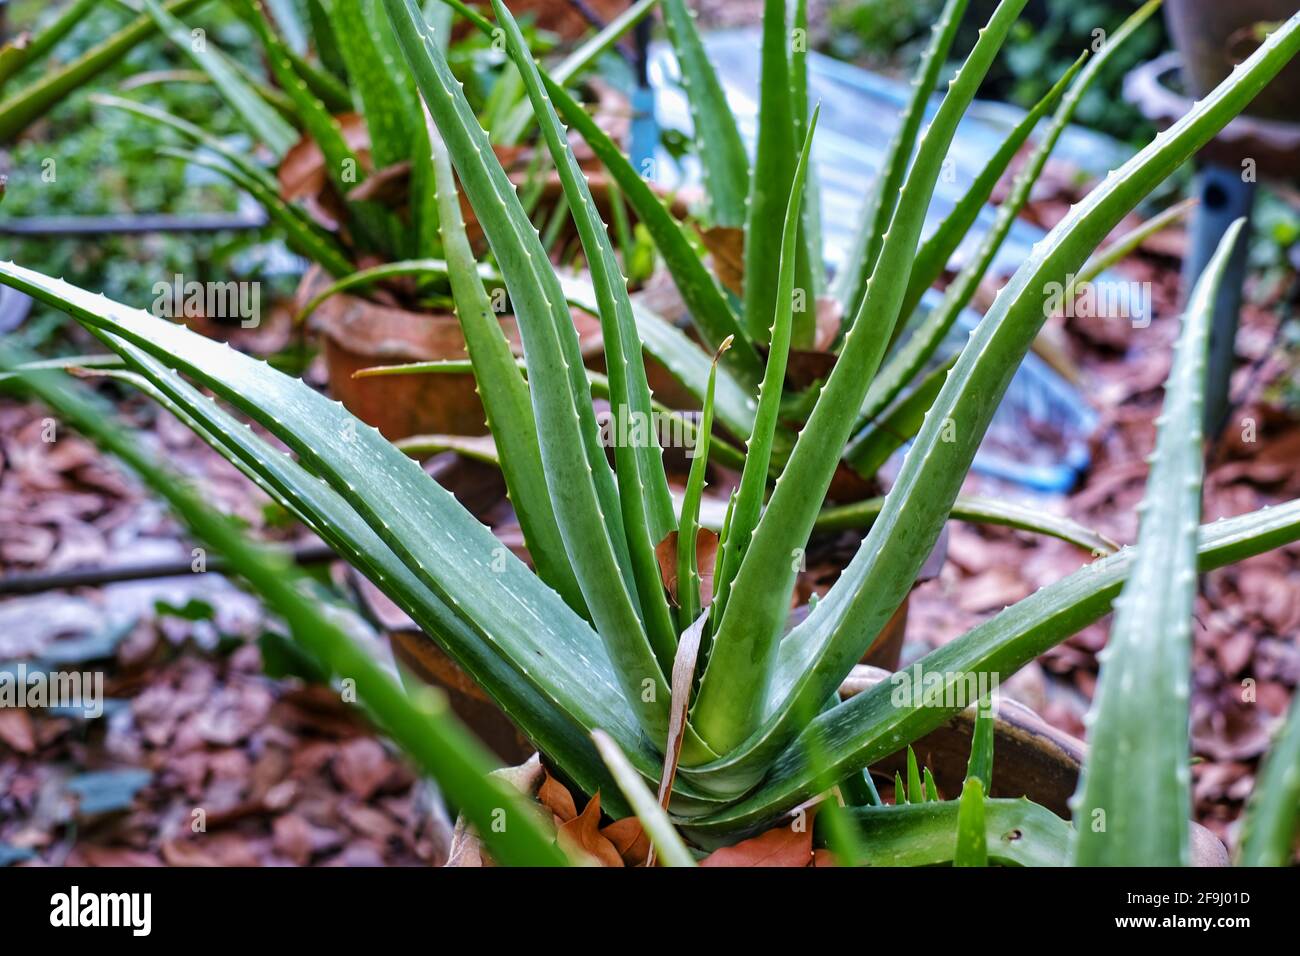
[1237,691,1300,867]
[424,103,586,615]
[686,497,1300,831]
[321,0,419,169]
[692,0,1030,757]
[491,0,679,668]
[0,260,684,816]
[140,0,298,159]
[895,52,1086,326]
[814,493,1119,556]
[661,0,750,227]
[743,0,804,344]
[0,346,568,868]
[966,706,995,794]
[832,0,969,325]
[1071,218,1245,867]
[825,797,1068,867]
[383,0,674,743]
[953,778,988,866]
[689,5,1300,791]
[711,108,820,624]
[860,0,1161,429]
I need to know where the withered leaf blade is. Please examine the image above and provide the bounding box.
[654,528,719,605]
[699,819,814,867]
[557,791,623,867]
[699,225,745,297]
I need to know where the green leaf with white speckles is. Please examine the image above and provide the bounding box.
[490,0,679,669]
[661,0,749,228]
[382,0,673,744]
[1071,219,1245,867]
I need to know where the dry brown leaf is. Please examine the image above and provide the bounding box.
[557,792,623,867]
[278,113,369,201]
[699,819,813,867]
[654,528,719,605]
[538,769,578,823]
[346,161,412,205]
[601,816,652,867]
[699,225,744,297]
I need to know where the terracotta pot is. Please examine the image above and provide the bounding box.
[303,267,603,442]
[838,665,1229,866]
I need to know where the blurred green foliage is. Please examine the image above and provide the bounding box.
[1,1,276,330]
[826,0,1166,143]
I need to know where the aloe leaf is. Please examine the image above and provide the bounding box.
[0,0,207,142]
[544,75,758,376]
[491,0,679,668]
[234,0,401,255]
[100,344,644,816]
[742,0,803,344]
[356,358,748,471]
[677,340,727,629]
[814,493,1119,556]
[789,0,824,297]
[1238,691,1300,866]
[906,747,923,806]
[306,0,349,80]
[0,346,568,868]
[691,7,1300,788]
[685,496,1300,828]
[382,0,674,741]
[85,355,626,807]
[832,0,968,323]
[859,1,1161,428]
[924,767,940,802]
[894,771,906,806]
[1071,219,1244,867]
[433,0,758,374]
[896,54,1087,328]
[425,103,586,616]
[497,0,660,146]
[0,262,681,810]
[953,779,988,866]
[844,355,955,479]
[710,109,819,625]
[661,0,749,228]
[692,0,1030,757]
[591,730,697,867]
[140,0,298,159]
[966,707,994,794]
[152,142,354,276]
[824,798,1067,867]
[1075,196,1197,288]
[94,93,281,195]
[322,0,418,169]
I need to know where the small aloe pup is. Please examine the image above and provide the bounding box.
[3,2,1300,864]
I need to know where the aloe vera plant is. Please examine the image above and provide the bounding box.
[4,0,1300,866]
